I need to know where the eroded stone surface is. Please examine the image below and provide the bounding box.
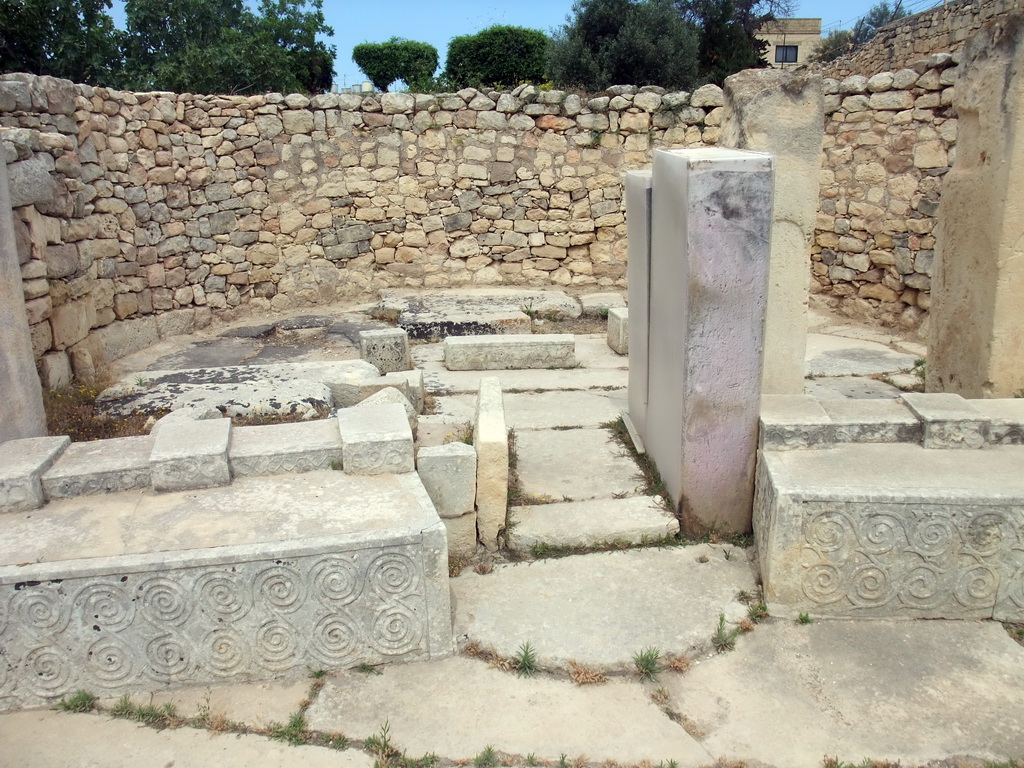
[0,435,69,511]
[150,418,231,492]
[229,419,341,477]
[443,334,576,371]
[338,402,415,475]
[507,496,676,551]
[759,395,834,450]
[819,398,923,443]
[359,328,411,374]
[416,443,475,520]
[515,428,642,501]
[900,392,990,449]
[42,436,153,499]
[474,377,507,551]
[606,306,628,355]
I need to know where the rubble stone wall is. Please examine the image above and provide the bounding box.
[1,74,725,380]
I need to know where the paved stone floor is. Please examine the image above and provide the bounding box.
[4,295,1017,767]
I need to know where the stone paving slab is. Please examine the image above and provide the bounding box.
[507,496,677,551]
[306,656,712,765]
[804,375,902,399]
[805,333,919,377]
[664,620,1024,767]
[0,709,373,768]
[434,390,626,430]
[380,288,582,321]
[452,546,756,668]
[515,428,642,500]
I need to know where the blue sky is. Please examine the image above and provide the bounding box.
[327,0,943,88]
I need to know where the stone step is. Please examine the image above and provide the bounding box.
[755,442,1024,621]
[0,471,452,711]
[507,496,677,552]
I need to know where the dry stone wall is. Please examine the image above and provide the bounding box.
[0,74,724,379]
[813,53,959,330]
[823,0,1017,80]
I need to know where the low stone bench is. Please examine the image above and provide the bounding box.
[0,471,452,711]
[755,393,1024,621]
[443,334,576,371]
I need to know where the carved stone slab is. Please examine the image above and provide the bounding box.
[759,395,834,451]
[755,443,1024,620]
[42,436,154,500]
[0,436,69,512]
[606,307,628,355]
[150,418,232,492]
[360,328,412,374]
[900,393,990,449]
[338,403,414,475]
[443,334,576,371]
[973,399,1024,446]
[229,420,342,478]
[383,369,425,414]
[819,398,923,444]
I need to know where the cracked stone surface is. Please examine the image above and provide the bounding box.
[515,428,642,500]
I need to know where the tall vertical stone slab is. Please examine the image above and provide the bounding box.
[0,156,47,442]
[720,69,823,395]
[474,376,507,551]
[646,148,774,533]
[625,170,653,439]
[929,15,1024,398]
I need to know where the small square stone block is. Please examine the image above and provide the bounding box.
[360,328,412,374]
[607,307,628,355]
[417,443,476,519]
[338,402,414,475]
[900,393,990,449]
[0,436,70,512]
[759,395,834,450]
[42,435,154,499]
[383,368,425,414]
[150,418,232,492]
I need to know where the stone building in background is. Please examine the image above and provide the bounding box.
[757,18,823,68]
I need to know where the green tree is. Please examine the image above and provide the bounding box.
[851,0,907,46]
[444,25,549,89]
[0,0,122,85]
[352,37,438,92]
[810,28,853,63]
[548,0,699,91]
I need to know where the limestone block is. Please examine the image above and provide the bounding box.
[229,419,342,477]
[507,496,677,552]
[972,399,1024,445]
[150,418,232,492]
[359,328,412,373]
[606,307,628,355]
[417,443,476,519]
[443,334,576,370]
[900,393,990,449]
[37,350,72,389]
[754,443,1024,620]
[0,435,69,512]
[580,292,626,316]
[721,69,823,395]
[357,387,417,432]
[149,406,223,438]
[441,512,478,560]
[625,170,653,440]
[338,402,414,475]
[758,395,834,451]
[819,398,923,444]
[41,436,154,499]
[474,377,507,551]
[383,369,425,414]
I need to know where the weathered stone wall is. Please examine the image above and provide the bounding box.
[823,0,1018,80]
[812,53,958,330]
[0,73,724,378]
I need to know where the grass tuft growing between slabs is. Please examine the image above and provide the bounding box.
[44,381,166,442]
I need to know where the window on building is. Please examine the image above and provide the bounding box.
[775,45,798,63]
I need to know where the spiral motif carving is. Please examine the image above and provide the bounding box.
[87,637,137,683]
[25,645,71,694]
[368,552,418,599]
[954,565,1000,608]
[137,576,191,626]
[255,619,301,670]
[310,614,360,663]
[311,557,361,607]
[12,589,68,633]
[75,582,134,631]
[1003,567,1024,610]
[372,605,422,654]
[965,513,1012,557]
[196,572,251,620]
[907,517,955,558]
[858,514,904,555]
[804,511,854,554]
[849,565,893,607]
[146,634,189,680]
[205,629,250,677]
[801,564,844,604]
[254,566,305,612]
[898,565,945,609]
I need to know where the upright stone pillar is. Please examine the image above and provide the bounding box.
[0,156,47,442]
[720,69,823,395]
[646,148,774,534]
[625,170,652,439]
[929,15,1024,398]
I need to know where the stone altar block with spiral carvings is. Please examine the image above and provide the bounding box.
[0,470,452,711]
